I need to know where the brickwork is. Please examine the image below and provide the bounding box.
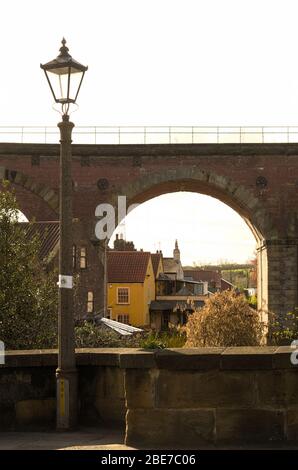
[1,142,298,323]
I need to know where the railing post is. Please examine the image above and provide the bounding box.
[118,127,121,145]
[169,127,171,144]
[144,127,146,144]
[192,126,194,144]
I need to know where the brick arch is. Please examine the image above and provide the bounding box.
[0,166,59,221]
[117,166,275,243]
[116,166,274,321]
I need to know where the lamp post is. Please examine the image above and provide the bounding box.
[41,39,88,429]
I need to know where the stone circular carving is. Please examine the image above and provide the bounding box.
[256,176,268,189]
[97,178,109,191]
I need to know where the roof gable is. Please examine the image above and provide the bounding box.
[107,251,151,283]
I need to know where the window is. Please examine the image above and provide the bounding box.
[117,314,129,324]
[117,287,130,304]
[80,247,87,269]
[72,245,76,269]
[106,308,112,319]
[87,291,94,313]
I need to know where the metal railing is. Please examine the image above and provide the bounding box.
[0,126,298,145]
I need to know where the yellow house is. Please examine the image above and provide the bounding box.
[107,251,156,327]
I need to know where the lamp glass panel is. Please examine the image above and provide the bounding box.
[47,70,70,103]
[68,70,84,102]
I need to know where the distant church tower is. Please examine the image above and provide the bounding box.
[173,239,180,262]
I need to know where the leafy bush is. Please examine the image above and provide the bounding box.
[75,321,145,348]
[140,326,186,349]
[185,290,264,347]
[268,308,298,344]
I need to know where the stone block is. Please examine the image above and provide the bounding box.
[221,347,276,370]
[96,366,125,400]
[15,398,55,426]
[216,409,285,443]
[156,370,255,408]
[76,348,120,367]
[125,369,156,408]
[273,346,298,369]
[95,397,126,424]
[0,404,15,430]
[155,348,223,370]
[286,409,298,441]
[119,350,156,369]
[256,370,286,406]
[285,371,298,404]
[125,408,215,448]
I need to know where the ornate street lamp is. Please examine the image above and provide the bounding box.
[41,39,88,430]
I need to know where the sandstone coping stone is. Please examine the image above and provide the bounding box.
[118,350,156,369]
[221,346,277,370]
[155,348,224,370]
[1,347,297,371]
[273,346,297,369]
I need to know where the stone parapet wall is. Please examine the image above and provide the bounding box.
[0,347,297,447]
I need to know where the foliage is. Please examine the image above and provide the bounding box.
[75,321,145,348]
[0,182,57,349]
[184,290,264,347]
[140,333,166,349]
[140,326,186,349]
[75,321,186,349]
[268,308,298,344]
[248,294,257,309]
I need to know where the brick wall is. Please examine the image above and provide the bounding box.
[1,142,298,325]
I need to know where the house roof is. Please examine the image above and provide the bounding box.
[20,221,60,260]
[100,317,143,336]
[107,251,151,283]
[151,253,163,277]
[183,269,221,286]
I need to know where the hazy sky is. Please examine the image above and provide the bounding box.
[2,0,297,263]
[110,193,256,265]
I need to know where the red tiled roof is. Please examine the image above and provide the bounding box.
[20,221,60,260]
[183,269,221,286]
[107,251,151,283]
[151,253,163,277]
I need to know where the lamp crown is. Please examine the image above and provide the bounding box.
[58,38,71,60]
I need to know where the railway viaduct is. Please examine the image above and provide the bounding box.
[0,141,297,325]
